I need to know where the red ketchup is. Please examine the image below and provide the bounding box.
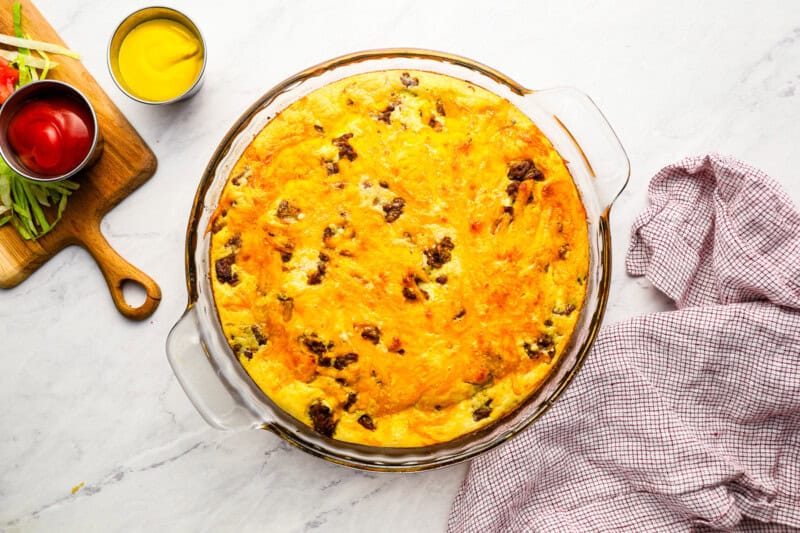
[7,95,94,177]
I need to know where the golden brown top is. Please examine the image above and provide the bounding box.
[209,70,589,447]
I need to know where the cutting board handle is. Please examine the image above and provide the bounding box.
[79,223,162,320]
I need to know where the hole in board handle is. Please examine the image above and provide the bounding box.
[122,279,148,308]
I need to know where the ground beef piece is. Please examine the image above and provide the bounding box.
[506,181,521,202]
[225,234,241,248]
[273,239,294,259]
[251,325,268,346]
[332,133,357,161]
[379,180,390,189]
[360,325,381,344]
[522,342,537,359]
[388,337,404,353]
[453,308,466,320]
[472,406,492,421]
[492,206,515,234]
[314,124,324,133]
[523,334,556,361]
[280,251,293,263]
[400,72,419,87]
[233,343,254,360]
[318,356,332,367]
[537,333,554,348]
[333,352,359,370]
[377,102,396,124]
[559,243,571,259]
[300,333,333,355]
[507,159,544,182]
[324,160,339,175]
[231,169,249,186]
[553,303,576,316]
[309,402,337,437]
[307,262,327,285]
[429,117,443,131]
[343,393,357,412]
[358,414,376,431]
[276,200,301,220]
[402,287,418,301]
[215,253,239,285]
[382,197,406,223]
[435,275,448,285]
[424,236,455,269]
[436,99,446,116]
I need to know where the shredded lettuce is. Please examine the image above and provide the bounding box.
[37,48,51,79]
[0,49,56,69]
[0,158,79,239]
[0,33,79,59]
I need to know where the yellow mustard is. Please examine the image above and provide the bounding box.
[117,18,203,102]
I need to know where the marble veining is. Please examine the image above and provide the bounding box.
[2,1,799,531]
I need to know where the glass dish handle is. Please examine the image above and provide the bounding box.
[166,306,261,430]
[528,87,630,209]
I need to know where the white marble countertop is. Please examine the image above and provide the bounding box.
[2,1,799,531]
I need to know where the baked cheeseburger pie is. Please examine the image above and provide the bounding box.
[209,70,589,447]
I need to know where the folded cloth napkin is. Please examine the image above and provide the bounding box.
[448,154,800,532]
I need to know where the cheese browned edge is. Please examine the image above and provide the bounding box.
[208,70,589,447]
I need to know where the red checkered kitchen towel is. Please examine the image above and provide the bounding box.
[448,154,800,532]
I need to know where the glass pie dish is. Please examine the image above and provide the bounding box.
[166,49,629,471]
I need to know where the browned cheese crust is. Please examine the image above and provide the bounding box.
[209,70,589,447]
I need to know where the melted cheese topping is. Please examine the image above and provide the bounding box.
[209,70,589,447]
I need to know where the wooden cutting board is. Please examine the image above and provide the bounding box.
[0,0,160,320]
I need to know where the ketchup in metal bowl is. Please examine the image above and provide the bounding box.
[0,79,101,182]
[7,94,94,177]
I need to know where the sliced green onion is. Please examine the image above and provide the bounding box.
[22,182,50,232]
[15,52,31,85]
[31,184,50,206]
[12,2,27,49]
[0,173,11,207]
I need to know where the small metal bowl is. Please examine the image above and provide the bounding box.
[0,79,103,182]
[108,7,207,105]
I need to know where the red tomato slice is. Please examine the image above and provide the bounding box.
[0,58,19,103]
